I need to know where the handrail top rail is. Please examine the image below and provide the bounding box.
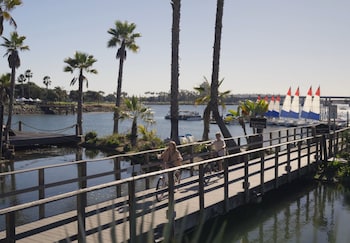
[0,134,321,215]
[0,126,316,176]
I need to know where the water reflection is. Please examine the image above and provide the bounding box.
[188,181,350,243]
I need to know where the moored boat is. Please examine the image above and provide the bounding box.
[165,110,202,121]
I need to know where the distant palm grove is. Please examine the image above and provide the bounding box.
[7,81,260,105]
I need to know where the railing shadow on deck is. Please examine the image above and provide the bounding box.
[0,125,349,242]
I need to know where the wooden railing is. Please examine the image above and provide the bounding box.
[0,126,348,242]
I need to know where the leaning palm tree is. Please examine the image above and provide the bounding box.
[63,51,97,136]
[1,31,29,142]
[194,76,230,141]
[209,0,238,150]
[170,0,181,144]
[107,20,141,134]
[0,0,22,35]
[118,96,155,147]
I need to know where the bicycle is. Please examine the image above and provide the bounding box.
[203,149,224,185]
[155,168,181,202]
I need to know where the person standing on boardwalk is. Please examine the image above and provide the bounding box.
[209,132,226,171]
[159,140,183,182]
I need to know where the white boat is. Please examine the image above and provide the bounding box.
[164,110,202,121]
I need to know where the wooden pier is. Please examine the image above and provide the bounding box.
[0,126,348,242]
[8,130,81,149]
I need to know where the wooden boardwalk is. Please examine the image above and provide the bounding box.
[0,126,347,243]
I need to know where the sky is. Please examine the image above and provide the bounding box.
[0,0,350,97]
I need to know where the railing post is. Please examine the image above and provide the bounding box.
[243,154,250,203]
[297,141,302,177]
[6,212,15,242]
[260,151,265,195]
[167,171,175,239]
[77,161,87,243]
[38,168,45,219]
[198,163,205,217]
[18,121,22,131]
[190,144,194,176]
[128,179,136,243]
[307,139,311,171]
[144,153,150,189]
[274,146,279,188]
[224,159,229,213]
[114,157,122,197]
[285,144,291,182]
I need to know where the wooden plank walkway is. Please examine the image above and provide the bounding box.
[0,138,321,243]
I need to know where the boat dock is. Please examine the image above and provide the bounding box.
[8,130,81,149]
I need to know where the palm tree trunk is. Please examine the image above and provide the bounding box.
[202,105,211,141]
[4,67,16,143]
[210,0,238,150]
[170,0,181,144]
[131,118,137,147]
[77,70,83,136]
[113,45,125,134]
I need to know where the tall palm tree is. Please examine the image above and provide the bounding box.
[107,20,141,134]
[0,73,10,103]
[17,73,25,97]
[170,0,181,144]
[118,96,155,147]
[0,0,22,36]
[1,31,29,142]
[63,51,97,136]
[194,76,230,141]
[209,0,238,150]
[0,72,10,158]
[24,69,32,98]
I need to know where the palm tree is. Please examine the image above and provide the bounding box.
[208,0,238,150]
[43,75,51,100]
[63,51,97,136]
[194,76,230,141]
[118,96,154,147]
[0,72,10,158]
[24,69,32,98]
[17,73,26,97]
[0,73,10,103]
[43,75,51,89]
[0,0,22,35]
[107,20,141,134]
[1,31,29,142]
[170,0,181,144]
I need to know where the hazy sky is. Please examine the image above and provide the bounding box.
[1,0,349,97]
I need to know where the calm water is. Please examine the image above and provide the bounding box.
[187,181,350,243]
[1,105,350,242]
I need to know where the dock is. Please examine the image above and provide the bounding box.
[7,130,81,149]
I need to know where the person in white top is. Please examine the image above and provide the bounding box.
[209,132,226,171]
